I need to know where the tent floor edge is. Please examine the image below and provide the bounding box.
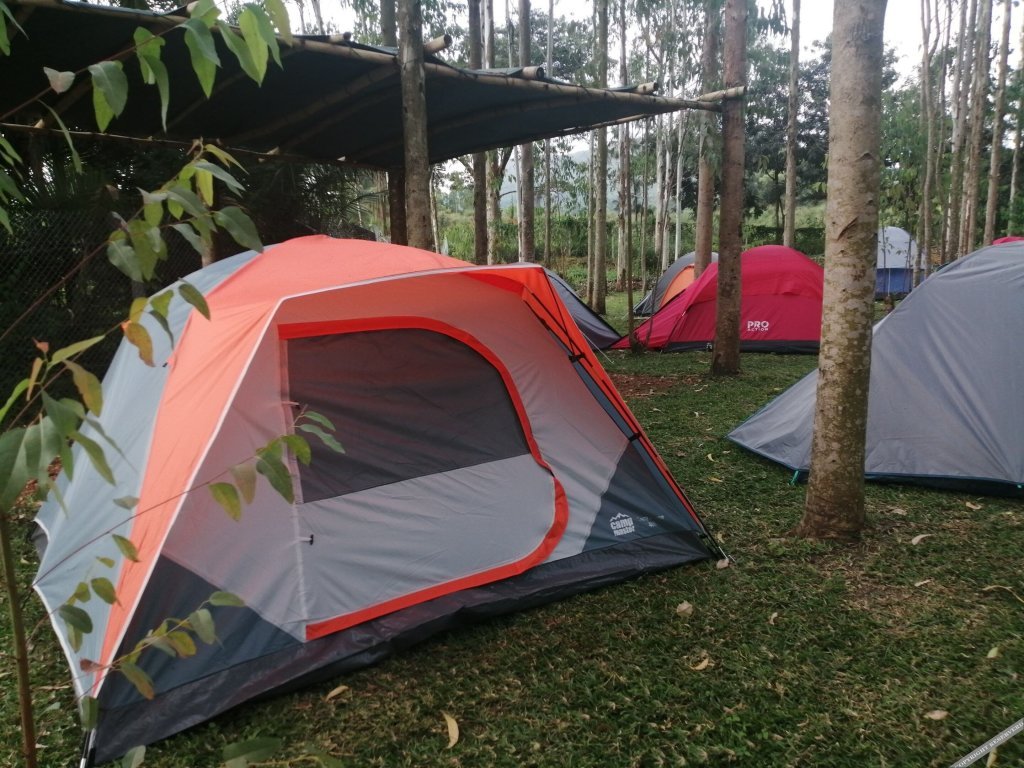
[91,531,712,763]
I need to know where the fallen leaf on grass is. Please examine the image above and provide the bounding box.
[987,748,999,767]
[987,646,1001,659]
[911,534,933,545]
[442,712,459,748]
[914,579,933,587]
[966,501,983,510]
[690,656,711,671]
[676,601,694,618]
[716,558,731,570]
[708,476,724,483]
[924,709,949,721]
[324,684,349,702]
[706,453,716,462]
[768,611,779,625]
[890,507,907,516]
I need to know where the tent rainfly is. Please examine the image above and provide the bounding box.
[633,252,718,317]
[34,237,720,763]
[545,269,621,350]
[876,226,922,297]
[615,245,824,353]
[728,243,1024,496]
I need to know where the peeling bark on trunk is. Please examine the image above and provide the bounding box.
[518,0,535,262]
[783,0,800,249]
[796,0,887,540]
[960,0,990,255]
[695,0,720,278]
[398,0,434,250]
[711,0,746,377]
[984,0,1012,245]
[469,0,487,264]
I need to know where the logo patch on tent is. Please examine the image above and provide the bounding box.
[746,320,770,332]
[610,513,635,536]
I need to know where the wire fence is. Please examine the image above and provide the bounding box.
[0,204,203,405]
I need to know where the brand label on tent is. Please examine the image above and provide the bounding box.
[610,513,635,536]
[746,320,771,332]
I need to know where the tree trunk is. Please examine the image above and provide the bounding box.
[616,0,629,288]
[1009,14,1024,234]
[398,0,434,250]
[783,0,800,249]
[381,0,397,46]
[960,0,990,255]
[945,0,973,260]
[544,0,554,262]
[795,0,887,539]
[388,169,408,244]
[917,0,936,287]
[653,116,666,270]
[469,0,487,264]
[518,0,535,262]
[593,0,609,313]
[984,0,1012,244]
[711,0,747,377]
[695,0,720,278]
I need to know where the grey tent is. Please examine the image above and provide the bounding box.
[728,243,1024,496]
[634,252,718,316]
[545,270,620,350]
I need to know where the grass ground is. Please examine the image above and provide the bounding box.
[3,291,1022,767]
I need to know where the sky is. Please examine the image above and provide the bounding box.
[299,0,1021,85]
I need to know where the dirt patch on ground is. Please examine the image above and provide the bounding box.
[609,373,681,399]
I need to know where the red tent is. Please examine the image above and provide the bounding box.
[992,236,1024,244]
[615,245,824,352]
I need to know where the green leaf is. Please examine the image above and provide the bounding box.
[203,143,244,170]
[43,67,75,94]
[0,378,29,426]
[229,462,257,504]
[217,19,262,84]
[187,0,220,24]
[80,695,99,731]
[256,451,294,504]
[166,630,197,658]
[38,105,81,171]
[223,737,282,767]
[73,581,91,603]
[178,281,211,320]
[164,185,206,219]
[123,321,155,367]
[88,61,128,130]
[126,219,165,281]
[144,633,177,658]
[188,608,216,644]
[41,392,81,439]
[213,206,262,252]
[97,556,116,568]
[128,297,148,325]
[193,160,245,195]
[0,168,24,203]
[122,745,146,768]
[119,661,155,700]
[195,166,215,206]
[0,135,23,166]
[0,427,28,509]
[209,590,245,607]
[51,335,105,367]
[0,0,26,56]
[112,533,140,562]
[150,290,173,320]
[135,27,170,129]
[114,496,138,509]
[210,481,241,521]
[71,431,114,485]
[183,18,220,98]
[261,0,293,45]
[300,410,336,432]
[171,222,208,257]
[68,625,83,653]
[108,237,142,282]
[237,9,269,82]
[0,205,11,235]
[64,360,103,416]
[297,423,344,454]
[148,309,174,348]
[281,434,311,465]
[91,577,118,605]
[59,603,93,634]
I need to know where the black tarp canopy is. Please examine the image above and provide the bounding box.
[0,0,715,167]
